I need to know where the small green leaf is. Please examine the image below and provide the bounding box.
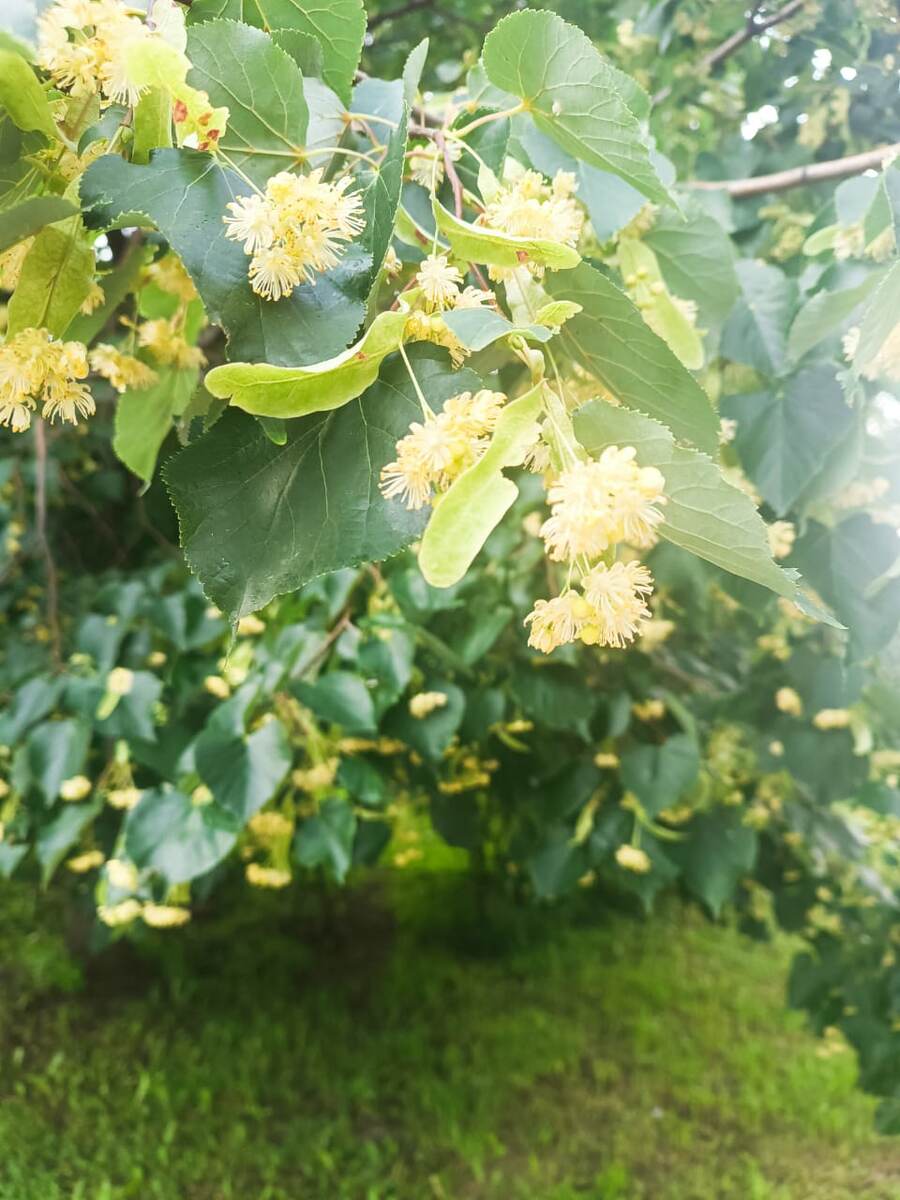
[433,198,580,272]
[546,262,718,454]
[0,196,76,253]
[419,384,543,588]
[18,718,91,804]
[620,735,700,818]
[114,366,199,484]
[7,215,94,337]
[643,201,739,331]
[481,10,669,205]
[292,672,377,735]
[855,260,900,380]
[36,801,102,885]
[125,788,238,884]
[195,717,292,822]
[671,809,757,917]
[721,260,797,378]
[787,271,885,363]
[617,237,703,370]
[441,307,552,351]
[294,797,357,882]
[204,311,408,418]
[0,49,57,138]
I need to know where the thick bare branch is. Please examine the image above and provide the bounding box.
[686,142,900,198]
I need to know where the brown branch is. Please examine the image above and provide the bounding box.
[368,0,434,30]
[686,142,900,198]
[33,419,62,666]
[434,129,463,218]
[653,0,806,105]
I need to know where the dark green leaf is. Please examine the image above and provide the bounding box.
[294,797,356,882]
[195,717,292,821]
[721,260,797,378]
[125,788,239,884]
[671,809,757,917]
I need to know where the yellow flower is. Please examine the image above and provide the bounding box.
[594,751,620,769]
[632,698,665,722]
[581,561,654,649]
[145,253,198,303]
[80,281,105,315]
[106,858,139,891]
[767,520,795,560]
[415,253,463,310]
[203,675,231,700]
[615,844,651,873]
[379,400,488,510]
[409,691,448,719]
[775,687,803,717]
[245,863,292,889]
[524,590,588,654]
[142,903,191,928]
[90,344,157,393]
[292,759,339,792]
[479,168,583,280]
[224,169,365,300]
[107,666,135,696]
[60,775,92,802]
[136,317,205,369]
[0,328,94,431]
[106,786,142,810]
[812,708,852,730]
[67,850,104,873]
[249,811,293,839]
[98,898,142,927]
[236,614,265,636]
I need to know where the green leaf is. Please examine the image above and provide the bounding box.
[419,384,543,588]
[721,260,797,378]
[66,242,148,346]
[643,201,739,330]
[125,788,238,884]
[792,515,900,662]
[546,262,718,454]
[186,19,308,185]
[204,311,408,418]
[721,366,855,516]
[17,719,91,804]
[0,677,62,743]
[0,49,57,138]
[95,671,163,743]
[670,809,757,917]
[292,671,377,735]
[114,366,199,484]
[573,401,809,603]
[620,734,700,818]
[361,98,409,300]
[383,679,465,760]
[81,150,370,367]
[190,0,364,105]
[0,196,76,253]
[294,797,357,882]
[433,197,581,272]
[787,271,885,363]
[510,663,595,741]
[441,307,552,351]
[195,717,292,822]
[617,236,703,370]
[855,260,900,380]
[36,801,102,885]
[166,350,481,620]
[270,28,324,78]
[481,10,669,205]
[7,215,94,337]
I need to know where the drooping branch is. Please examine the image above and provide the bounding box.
[685,142,900,198]
[653,0,807,105]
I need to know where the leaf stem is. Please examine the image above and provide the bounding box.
[453,103,525,139]
[398,340,431,418]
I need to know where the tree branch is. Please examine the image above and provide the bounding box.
[685,142,900,198]
[653,0,806,105]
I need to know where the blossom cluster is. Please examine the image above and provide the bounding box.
[524,449,667,654]
[379,388,506,510]
[0,328,94,432]
[479,168,584,280]
[223,170,366,301]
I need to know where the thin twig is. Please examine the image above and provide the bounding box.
[434,129,463,218]
[686,142,900,198]
[653,0,806,104]
[33,420,62,666]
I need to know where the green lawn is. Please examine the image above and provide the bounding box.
[0,870,896,1200]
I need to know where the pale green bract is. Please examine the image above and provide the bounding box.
[418,384,544,588]
[432,198,581,273]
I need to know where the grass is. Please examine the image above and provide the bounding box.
[0,868,897,1200]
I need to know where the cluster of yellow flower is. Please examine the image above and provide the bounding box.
[524,448,667,653]
[0,328,94,432]
[379,388,506,510]
[401,253,494,365]
[90,344,157,393]
[37,0,227,146]
[223,169,366,301]
[479,168,584,280]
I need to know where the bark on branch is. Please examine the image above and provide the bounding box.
[685,142,900,198]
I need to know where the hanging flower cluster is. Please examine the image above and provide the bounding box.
[0,328,94,432]
[524,449,667,654]
[379,389,507,510]
[89,345,157,393]
[402,252,494,365]
[223,169,366,301]
[479,168,584,280]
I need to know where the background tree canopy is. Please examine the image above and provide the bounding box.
[1,0,900,1147]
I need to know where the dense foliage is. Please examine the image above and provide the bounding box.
[1,0,899,1128]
